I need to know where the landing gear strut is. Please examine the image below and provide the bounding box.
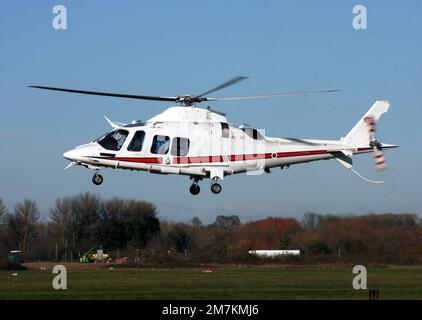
[92,171,103,185]
[189,177,201,195]
[210,178,222,194]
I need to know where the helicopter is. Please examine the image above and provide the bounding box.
[30,77,397,195]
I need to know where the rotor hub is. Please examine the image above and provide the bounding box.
[175,95,207,106]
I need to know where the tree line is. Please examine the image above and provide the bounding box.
[0,195,421,264]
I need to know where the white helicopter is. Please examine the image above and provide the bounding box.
[30,77,397,195]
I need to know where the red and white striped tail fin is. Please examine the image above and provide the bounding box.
[374,149,387,171]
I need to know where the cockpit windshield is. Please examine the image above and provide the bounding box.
[97,129,129,151]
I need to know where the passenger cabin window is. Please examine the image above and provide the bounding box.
[98,129,129,151]
[127,131,145,152]
[221,122,230,138]
[171,137,190,156]
[151,135,170,154]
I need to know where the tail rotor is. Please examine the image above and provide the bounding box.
[365,116,387,171]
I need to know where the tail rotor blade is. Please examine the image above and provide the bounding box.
[365,115,388,171]
[365,116,376,141]
[374,148,387,171]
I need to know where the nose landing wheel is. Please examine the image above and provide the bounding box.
[189,184,200,195]
[92,173,103,185]
[189,177,201,195]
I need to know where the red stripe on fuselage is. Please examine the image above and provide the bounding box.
[176,155,223,164]
[94,147,379,166]
[96,156,163,164]
[173,149,331,164]
[276,150,328,158]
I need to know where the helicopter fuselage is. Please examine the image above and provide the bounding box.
[63,105,380,192]
[31,79,397,194]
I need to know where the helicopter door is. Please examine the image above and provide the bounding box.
[205,123,220,162]
[170,137,190,157]
[220,123,231,161]
[126,130,146,157]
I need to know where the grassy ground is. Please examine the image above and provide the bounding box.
[1,266,422,299]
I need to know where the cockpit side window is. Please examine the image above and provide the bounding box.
[98,129,129,151]
[127,131,145,152]
[171,137,190,156]
[151,135,170,154]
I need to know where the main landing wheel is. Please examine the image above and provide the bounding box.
[92,173,103,186]
[190,184,200,195]
[210,183,222,194]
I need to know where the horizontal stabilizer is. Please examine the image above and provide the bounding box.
[332,151,353,169]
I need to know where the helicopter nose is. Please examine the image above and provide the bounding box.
[63,149,77,161]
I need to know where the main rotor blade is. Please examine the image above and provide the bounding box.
[29,86,178,102]
[204,89,341,101]
[194,76,249,98]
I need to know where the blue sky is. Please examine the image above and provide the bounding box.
[0,1,421,223]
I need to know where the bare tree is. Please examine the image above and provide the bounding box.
[189,217,202,227]
[302,212,324,229]
[50,193,102,258]
[8,199,40,256]
[0,198,9,256]
[102,197,127,220]
[0,198,7,225]
[50,196,73,259]
[213,215,240,229]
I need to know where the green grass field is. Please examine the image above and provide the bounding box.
[1,266,422,299]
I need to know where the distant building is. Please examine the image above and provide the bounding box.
[248,250,300,257]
